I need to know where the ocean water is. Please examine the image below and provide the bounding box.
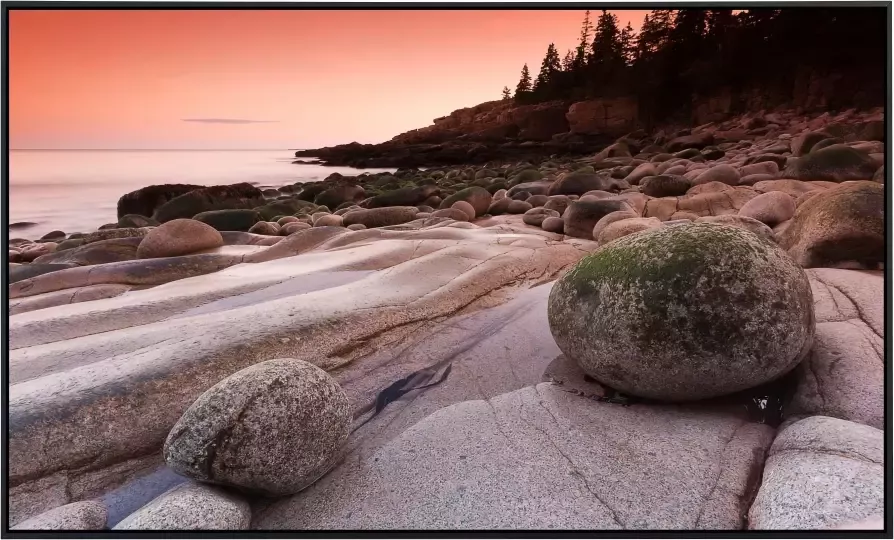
[7,150,395,240]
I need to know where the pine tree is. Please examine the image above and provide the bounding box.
[619,21,636,66]
[574,10,593,69]
[515,63,532,98]
[562,49,575,71]
[534,43,562,90]
[501,86,512,100]
[591,10,623,66]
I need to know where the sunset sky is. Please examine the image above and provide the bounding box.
[9,9,649,150]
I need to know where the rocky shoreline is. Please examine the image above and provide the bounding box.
[7,105,885,530]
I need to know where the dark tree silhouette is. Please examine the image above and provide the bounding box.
[514,63,533,103]
[501,8,885,122]
[501,86,512,100]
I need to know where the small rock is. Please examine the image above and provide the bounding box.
[562,199,632,239]
[540,216,564,233]
[39,230,66,241]
[451,201,477,221]
[118,214,160,228]
[521,207,560,227]
[690,164,740,186]
[738,191,796,226]
[431,208,470,222]
[313,214,344,228]
[342,207,420,229]
[507,200,533,214]
[248,221,281,235]
[280,222,312,235]
[639,175,691,197]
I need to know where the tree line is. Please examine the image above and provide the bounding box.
[502,8,886,123]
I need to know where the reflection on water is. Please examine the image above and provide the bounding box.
[8,150,395,239]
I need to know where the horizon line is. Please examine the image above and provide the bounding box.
[10,148,306,151]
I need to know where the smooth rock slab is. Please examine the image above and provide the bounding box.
[784,269,883,429]
[11,500,108,530]
[748,416,883,530]
[254,383,773,529]
[113,482,250,530]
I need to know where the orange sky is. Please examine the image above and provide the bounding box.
[9,9,649,149]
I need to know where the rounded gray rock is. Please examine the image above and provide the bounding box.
[164,358,351,496]
[548,222,815,401]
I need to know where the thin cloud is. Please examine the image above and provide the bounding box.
[181,118,279,124]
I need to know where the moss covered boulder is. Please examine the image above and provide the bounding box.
[782,145,879,182]
[548,222,815,401]
[193,209,262,232]
[365,185,438,208]
[777,181,883,268]
[152,183,264,223]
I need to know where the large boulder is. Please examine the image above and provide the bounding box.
[782,145,879,182]
[548,222,815,401]
[562,199,633,239]
[438,186,493,218]
[342,207,420,228]
[777,181,883,268]
[164,359,351,496]
[117,183,203,219]
[136,219,224,259]
[549,171,629,195]
[12,501,108,530]
[113,482,250,530]
[193,209,262,232]
[748,416,882,530]
[152,183,264,223]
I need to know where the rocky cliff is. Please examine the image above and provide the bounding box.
[295,70,883,168]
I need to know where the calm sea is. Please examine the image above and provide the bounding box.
[7,150,395,240]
